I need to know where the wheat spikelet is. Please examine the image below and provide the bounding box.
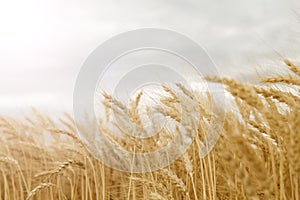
[284,59,300,76]
[47,128,85,147]
[26,183,55,200]
[176,83,194,100]
[59,117,76,133]
[149,192,168,200]
[183,153,199,199]
[161,168,189,197]
[261,76,300,86]
[222,78,264,109]
[128,90,143,126]
[287,106,300,175]
[255,86,299,106]
[35,159,84,178]
[0,156,19,167]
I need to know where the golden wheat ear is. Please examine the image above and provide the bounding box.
[284,59,300,76]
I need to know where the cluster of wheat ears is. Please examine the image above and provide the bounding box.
[0,59,299,200]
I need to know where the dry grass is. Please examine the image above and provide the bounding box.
[0,59,299,200]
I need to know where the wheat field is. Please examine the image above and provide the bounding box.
[0,59,299,200]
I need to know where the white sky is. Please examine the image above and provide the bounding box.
[0,0,299,115]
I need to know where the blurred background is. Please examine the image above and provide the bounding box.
[0,0,299,115]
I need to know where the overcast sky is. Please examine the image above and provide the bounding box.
[0,0,299,115]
